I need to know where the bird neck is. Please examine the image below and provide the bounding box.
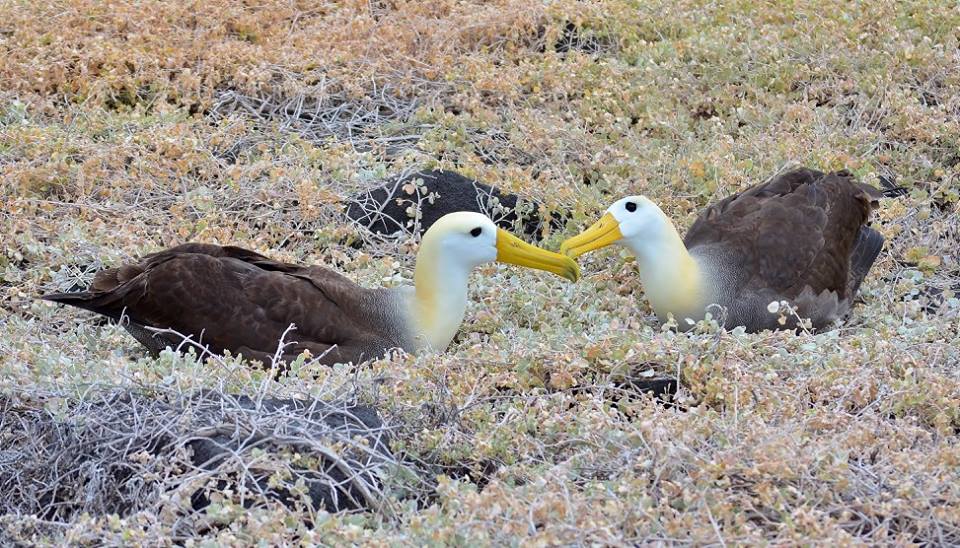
[622,213,705,322]
[410,241,470,353]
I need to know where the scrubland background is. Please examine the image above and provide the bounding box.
[1,0,959,544]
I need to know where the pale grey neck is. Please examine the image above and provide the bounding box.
[622,220,705,321]
[410,248,471,352]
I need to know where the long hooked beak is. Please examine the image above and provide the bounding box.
[560,212,623,258]
[495,228,580,282]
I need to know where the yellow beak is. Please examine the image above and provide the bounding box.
[560,212,623,258]
[496,228,580,282]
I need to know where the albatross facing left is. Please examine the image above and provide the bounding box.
[45,212,579,366]
[561,168,885,332]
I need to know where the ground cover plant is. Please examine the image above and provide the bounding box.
[2,0,959,544]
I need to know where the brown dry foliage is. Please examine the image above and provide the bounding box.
[2,0,960,545]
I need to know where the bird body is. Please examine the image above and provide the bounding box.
[45,212,579,366]
[562,168,885,331]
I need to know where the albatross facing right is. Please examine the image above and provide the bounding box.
[45,212,579,366]
[561,168,886,331]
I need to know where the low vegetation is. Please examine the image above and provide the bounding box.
[2,0,959,544]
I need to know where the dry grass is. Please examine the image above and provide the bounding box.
[0,382,413,541]
[2,0,959,545]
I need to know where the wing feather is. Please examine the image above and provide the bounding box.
[684,168,878,301]
[45,244,393,365]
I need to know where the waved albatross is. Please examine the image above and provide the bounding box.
[44,212,580,366]
[561,168,886,331]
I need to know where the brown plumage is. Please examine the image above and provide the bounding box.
[562,167,889,331]
[44,212,581,366]
[682,168,885,330]
[44,243,407,366]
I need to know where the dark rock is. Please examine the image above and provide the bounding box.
[879,174,908,198]
[182,393,392,514]
[614,376,679,403]
[0,390,396,521]
[345,169,565,240]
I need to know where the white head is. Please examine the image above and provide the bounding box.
[418,212,499,273]
[418,211,580,280]
[606,196,670,242]
[411,212,579,352]
[561,196,670,257]
[560,195,704,322]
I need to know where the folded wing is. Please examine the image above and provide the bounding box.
[44,244,395,366]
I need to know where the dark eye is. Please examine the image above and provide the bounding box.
[625,201,637,212]
[470,227,482,237]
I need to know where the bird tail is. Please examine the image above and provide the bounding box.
[847,226,885,297]
[42,291,123,320]
[43,291,94,306]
